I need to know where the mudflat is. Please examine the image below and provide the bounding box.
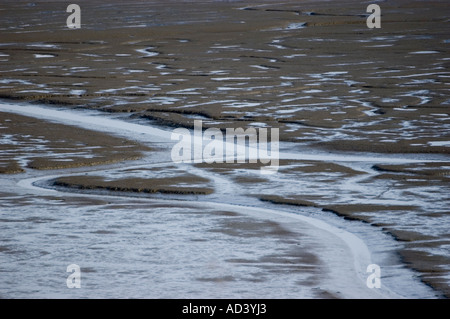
[0,0,449,298]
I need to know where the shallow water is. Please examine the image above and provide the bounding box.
[0,0,449,298]
[0,102,442,299]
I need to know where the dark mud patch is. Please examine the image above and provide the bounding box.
[52,174,214,195]
[0,112,149,173]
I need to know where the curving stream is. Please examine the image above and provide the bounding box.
[1,101,442,298]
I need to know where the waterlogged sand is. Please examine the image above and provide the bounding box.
[0,0,449,298]
[1,102,446,299]
[0,112,147,172]
[196,159,450,297]
[1,1,449,152]
[0,109,398,299]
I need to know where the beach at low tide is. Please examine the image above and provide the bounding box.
[0,0,449,298]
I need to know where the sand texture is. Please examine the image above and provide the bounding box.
[0,0,449,298]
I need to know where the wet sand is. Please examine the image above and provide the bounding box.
[0,101,445,299]
[0,0,449,298]
[0,104,402,299]
[1,1,449,152]
[0,112,147,172]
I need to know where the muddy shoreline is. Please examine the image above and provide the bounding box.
[1,1,449,154]
[1,0,449,298]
